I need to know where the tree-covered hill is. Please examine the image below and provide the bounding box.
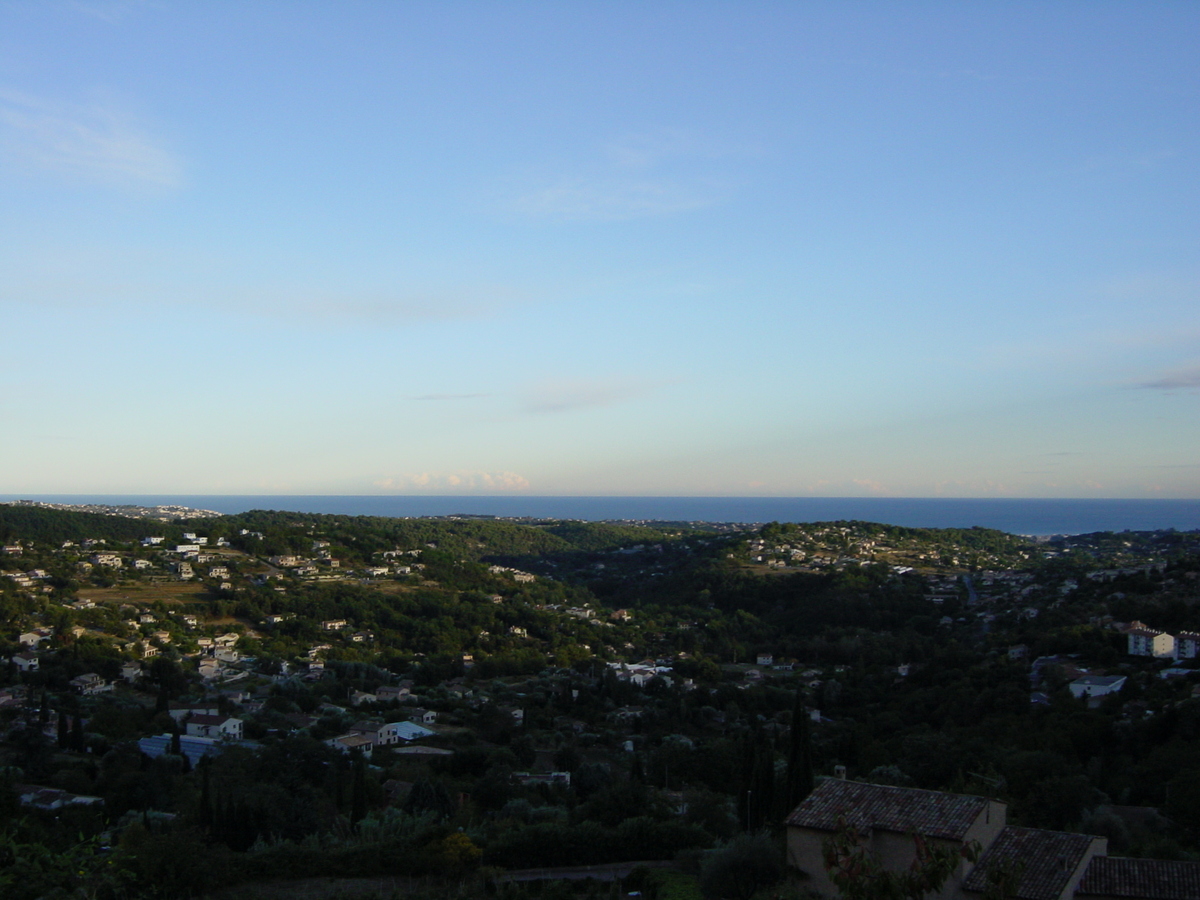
[0,505,174,545]
[201,510,691,565]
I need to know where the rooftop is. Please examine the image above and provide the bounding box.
[785,779,990,842]
[963,825,1100,900]
[1078,856,1200,900]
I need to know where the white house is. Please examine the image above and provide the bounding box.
[18,628,52,647]
[326,733,374,756]
[185,715,242,740]
[349,720,435,746]
[69,673,109,695]
[1069,675,1127,700]
[198,659,222,680]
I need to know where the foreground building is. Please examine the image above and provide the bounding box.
[786,779,1200,899]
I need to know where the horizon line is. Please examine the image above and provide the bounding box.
[2,494,1199,502]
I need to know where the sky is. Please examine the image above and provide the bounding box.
[1,1,1198,499]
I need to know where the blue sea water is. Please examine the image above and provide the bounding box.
[1,495,1198,536]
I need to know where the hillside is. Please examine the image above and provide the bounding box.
[1,508,1200,899]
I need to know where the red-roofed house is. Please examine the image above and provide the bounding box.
[786,779,1005,898]
[787,779,1200,900]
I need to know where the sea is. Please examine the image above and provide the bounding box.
[1,495,1198,537]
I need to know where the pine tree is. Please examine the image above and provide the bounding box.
[350,751,367,827]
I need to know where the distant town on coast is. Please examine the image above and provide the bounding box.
[3,495,1198,538]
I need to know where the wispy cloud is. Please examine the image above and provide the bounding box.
[852,478,895,496]
[0,264,522,327]
[373,471,530,492]
[1137,363,1200,391]
[605,128,757,169]
[520,376,665,414]
[0,88,181,188]
[932,479,1016,496]
[283,290,502,324]
[508,128,741,221]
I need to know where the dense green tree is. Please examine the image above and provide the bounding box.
[699,831,783,900]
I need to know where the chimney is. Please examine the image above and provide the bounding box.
[834,765,847,779]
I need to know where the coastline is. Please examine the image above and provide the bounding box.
[2,494,1198,536]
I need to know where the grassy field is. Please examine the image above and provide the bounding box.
[80,582,211,606]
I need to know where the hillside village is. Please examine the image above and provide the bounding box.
[2,504,1200,899]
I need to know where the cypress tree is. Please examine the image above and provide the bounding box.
[749,726,774,830]
[783,691,815,817]
[199,764,213,832]
[630,751,645,785]
[737,728,754,831]
[70,713,85,752]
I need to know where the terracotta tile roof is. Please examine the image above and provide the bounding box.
[1078,856,1200,899]
[962,826,1098,900]
[784,779,987,841]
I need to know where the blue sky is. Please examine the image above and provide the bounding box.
[1,1,1197,498]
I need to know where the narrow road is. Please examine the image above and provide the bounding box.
[497,860,678,883]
